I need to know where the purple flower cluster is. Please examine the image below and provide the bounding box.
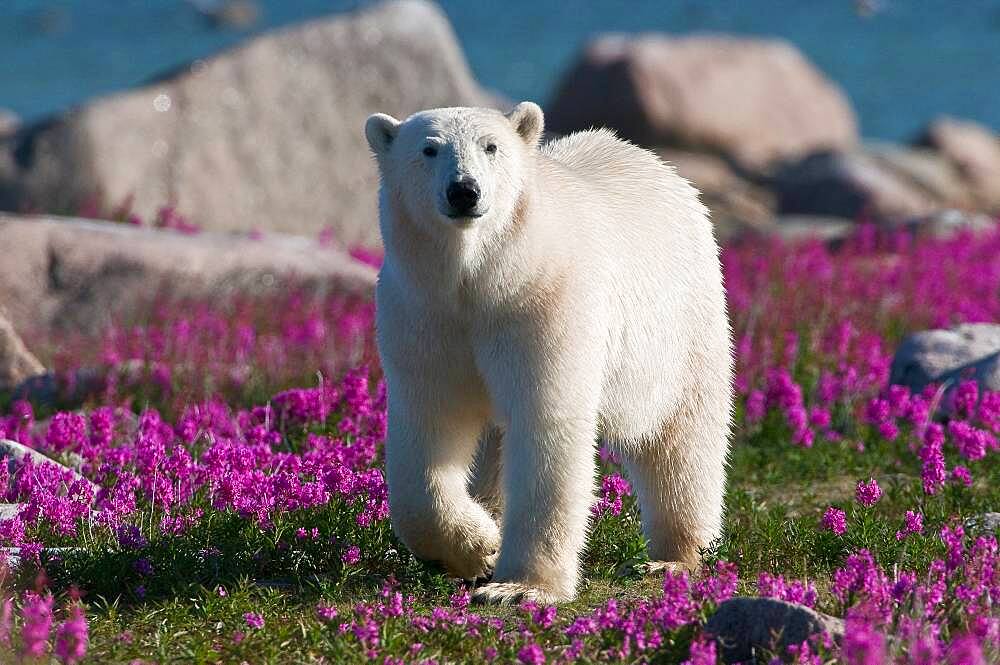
[0,591,87,664]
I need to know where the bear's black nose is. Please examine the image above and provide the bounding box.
[446,178,481,214]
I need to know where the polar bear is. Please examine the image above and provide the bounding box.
[365,102,733,604]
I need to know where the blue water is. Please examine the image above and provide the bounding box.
[2,1,1000,140]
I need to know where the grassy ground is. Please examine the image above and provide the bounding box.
[24,408,993,663]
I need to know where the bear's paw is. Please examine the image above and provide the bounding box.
[471,581,568,605]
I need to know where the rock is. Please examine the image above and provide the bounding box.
[0,0,493,247]
[547,34,857,168]
[0,109,18,138]
[773,215,856,243]
[906,209,998,239]
[866,143,975,210]
[11,368,106,407]
[918,116,1000,212]
[968,512,1000,532]
[0,313,46,392]
[0,504,25,521]
[772,150,938,221]
[0,439,98,494]
[2,547,81,570]
[0,215,376,336]
[658,149,776,241]
[890,323,1000,394]
[705,597,844,663]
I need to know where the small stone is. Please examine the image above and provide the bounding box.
[0,438,99,495]
[969,512,1000,532]
[705,597,844,663]
[1,546,82,570]
[890,323,1000,394]
[0,504,25,521]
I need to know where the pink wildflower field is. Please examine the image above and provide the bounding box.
[0,223,998,663]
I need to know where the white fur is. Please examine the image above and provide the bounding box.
[365,102,733,604]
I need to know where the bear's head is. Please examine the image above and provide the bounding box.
[365,102,544,237]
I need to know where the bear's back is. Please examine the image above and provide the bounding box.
[540,129,699,206]
[536,128,711,248]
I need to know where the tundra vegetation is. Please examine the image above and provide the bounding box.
[0,223,997,663]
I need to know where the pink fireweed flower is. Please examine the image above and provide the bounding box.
[591,473,631,517]
[951,465,973,486]
[808,406,831,429]
[855,478,883,507]
[694,561,739,605]
[948,421,995,461]
[940,525,966,571]
[822,507,848,535]
[21,592,54,658]
[920,423,947,495]
[316,605,338,622]
[681,635,718,665]
[54,604,88,665]
[244,612,265,630]
[946,635,987,665]
[342,545,361,565]
[953,380,979,419]
[895,511,924,541]
[844,615,886,665]
[745,389,766,424]
[757,572,818,608]
[979,391,1000,433]
[517,643,545,665]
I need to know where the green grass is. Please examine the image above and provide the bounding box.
[16,409,991,664]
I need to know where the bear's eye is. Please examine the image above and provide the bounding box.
[422,146,438,157]
[485,143,497,155]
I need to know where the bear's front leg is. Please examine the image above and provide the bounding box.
[472,326,603,604]
[384,390,500,581]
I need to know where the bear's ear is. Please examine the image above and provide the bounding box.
[365,113,401,156]
[506,101,544,147]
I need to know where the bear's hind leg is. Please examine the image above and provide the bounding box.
[623,406,729,570]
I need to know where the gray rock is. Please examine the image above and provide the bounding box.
[866,143,974,210]
[772,150,938,221]
[0,215,376,336]
[773,215,856,243]
[0,438,99,495]
[11,368,106,408]
[0,109,18,138]
[968,512,1000,532]
[906,209,998,239]
[0,313,45,392]
[705,597,844,663]
[0,504,25,521]
[548,34,857,169]
[0,0,493,247]
[918,116,1000,213]
[890,323,1000,394]
[2,546,82,569]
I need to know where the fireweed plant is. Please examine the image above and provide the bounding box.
[0,223,997,663]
